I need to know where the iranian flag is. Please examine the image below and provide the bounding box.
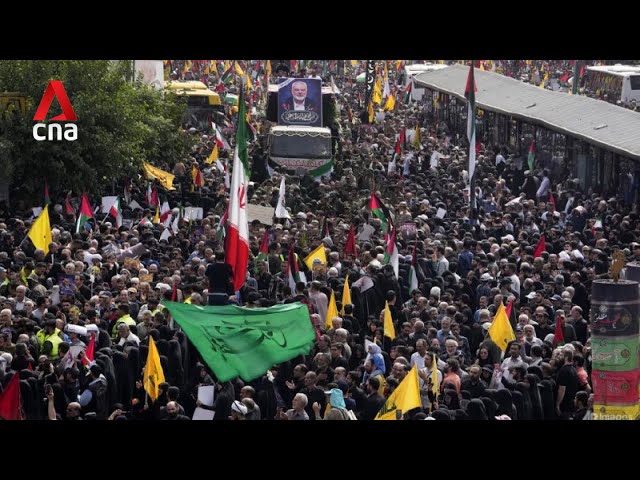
[383,228,399,278]
[160,201,172,226]
[465,61,477,183]
[225,88,251,292]
[109,197,123,228]
[76,192,94,233]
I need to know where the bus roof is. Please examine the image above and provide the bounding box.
[405,63,448,73]
[586,65,640,76]
[166,80,210,90]
[270,125,331,136]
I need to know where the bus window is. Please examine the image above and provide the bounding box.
[630,75,640,90]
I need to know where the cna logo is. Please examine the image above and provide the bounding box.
[33,80,78,141]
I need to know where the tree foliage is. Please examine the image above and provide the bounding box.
[0,60,191,202]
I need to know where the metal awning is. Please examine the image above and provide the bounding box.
[414,64,640,161]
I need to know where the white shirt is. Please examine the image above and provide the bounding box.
[118,332,140,346]
[410,352,426,370]
[536,176,551,198]
[293,100,306,111]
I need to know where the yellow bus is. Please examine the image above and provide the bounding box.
[165,80,223,128]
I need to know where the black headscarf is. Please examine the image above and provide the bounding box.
[467,398,488,420]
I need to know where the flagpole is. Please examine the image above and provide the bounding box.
[468,59,477,226]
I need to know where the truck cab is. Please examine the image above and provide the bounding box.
[267,125,333,177]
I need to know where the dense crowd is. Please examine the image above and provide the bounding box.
[0,60,639,421]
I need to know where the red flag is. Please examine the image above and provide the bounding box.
[171,281,178,302]
[560,71,569,83]
[65,192,76,220]
[505,299,513,319]
[549,192,555,207]
[579,65,585,78]
[554,316,565,347]
[0,374,22,420]
[27,362,33,371]
[86,334,95,362]
[533,235,546,258]
[44,180,51,205]
[151,187,159,207]
[345,225,357,257]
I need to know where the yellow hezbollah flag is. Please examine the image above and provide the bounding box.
[325,290,339,330]
[488,302,515,352]
[384,301,395,340]
[383,94,396,112]
[340,275,351,316]
[153,206,160,224]
[28,205,52,254]
[431,354,439,396]
[143,336,166,401]
[372,77,382,105]
[206,144,218,164]
[413,125,421,149]
[143,162,176,191]
[375,365,421,420]
[266,59,272,77]
[234,61,245,76]
[245,73,252,90]
[368,101,374,123]
[304,244,327,270]
[351,60,358,66]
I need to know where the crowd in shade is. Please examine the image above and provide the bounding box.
[0,59,639,421]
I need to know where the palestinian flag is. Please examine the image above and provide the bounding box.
[76,192,94,233]
[383,228,399,278]
[369,193,392,234]
[65,192,76,220]
[287,244,306,293]
[403,82,412,104]
[220,64,234,85]
[109,197,123,228]
[527,141,535,172]
[399,127,407,151]
[44,180,51,206]
[216,206,228,242]
[254,230,269,274]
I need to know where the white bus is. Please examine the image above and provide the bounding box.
[404,63,448,101]
[585,64,640,107]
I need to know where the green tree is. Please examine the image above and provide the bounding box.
[0,60,191,203]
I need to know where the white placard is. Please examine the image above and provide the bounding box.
[197,385,215,407]
[184,207,204,221]
[32,207,43,218]
[101,196,118,213]
[247,204,275,226]
[436,208,446,219]
[192,407,215,421]
[357,224,375,241]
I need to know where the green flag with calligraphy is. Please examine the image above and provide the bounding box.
[163,301,316,382]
